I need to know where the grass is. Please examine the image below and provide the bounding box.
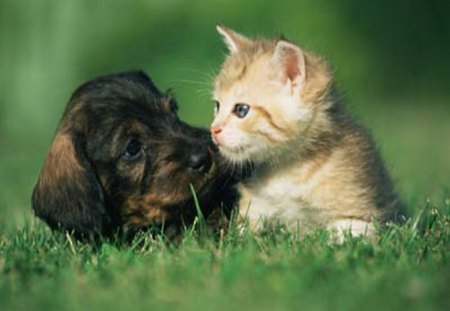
[1,205,449,311]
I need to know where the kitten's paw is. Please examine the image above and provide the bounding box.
[327,219,375,243]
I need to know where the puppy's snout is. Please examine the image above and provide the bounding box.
[188,150,212,174]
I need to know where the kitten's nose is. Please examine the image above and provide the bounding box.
[188,150,212,174]
[211,125,222,136]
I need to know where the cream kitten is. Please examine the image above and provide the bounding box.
[210,26,406,238]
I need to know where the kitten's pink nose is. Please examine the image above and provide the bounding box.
[211,125,222,137]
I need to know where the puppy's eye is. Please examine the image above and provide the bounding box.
[213,100,220,114]
[122,139,144,162]
[233,103,250,118]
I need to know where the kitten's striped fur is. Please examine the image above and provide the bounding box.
[211,26,406,238]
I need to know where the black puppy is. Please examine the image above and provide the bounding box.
[32,71,236,239]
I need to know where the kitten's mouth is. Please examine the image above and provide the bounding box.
[213,136,257,163]
[217,144,250,163]
[216,143,243,154]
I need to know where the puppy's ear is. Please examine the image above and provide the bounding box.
[160,91,178,114]
[32,128,106,236]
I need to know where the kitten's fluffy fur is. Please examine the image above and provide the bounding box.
[211,26,406,237]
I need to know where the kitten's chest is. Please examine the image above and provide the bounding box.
[238,165,321,227]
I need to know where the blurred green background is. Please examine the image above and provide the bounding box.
[0,0,449,229]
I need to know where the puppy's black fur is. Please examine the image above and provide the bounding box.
[32,71,236,239]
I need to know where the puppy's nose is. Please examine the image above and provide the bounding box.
[188,151,212,174]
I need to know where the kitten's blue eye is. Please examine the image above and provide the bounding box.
[233,103,250,118]
[213,100,220,114]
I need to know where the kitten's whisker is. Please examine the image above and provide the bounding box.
[221,160,236,189]
[175,79,211,86]
[177,67,216,80]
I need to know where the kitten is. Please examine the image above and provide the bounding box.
[210,26,406,238]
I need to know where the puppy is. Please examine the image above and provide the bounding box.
[32,71,236,239]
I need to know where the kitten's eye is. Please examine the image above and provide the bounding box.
[213,100,220,114]
[233,103,250,118]
[122,139,144,162]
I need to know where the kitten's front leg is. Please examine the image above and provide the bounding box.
[327,219,375,242]
[237,187,260,231]
[236,185,273,231]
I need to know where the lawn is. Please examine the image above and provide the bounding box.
[1,1,449,310]
[0,203,449,311]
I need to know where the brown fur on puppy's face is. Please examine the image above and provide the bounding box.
[32,71,235,238]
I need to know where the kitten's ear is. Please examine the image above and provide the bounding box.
[216,25,251,53]
[272,40,306,89]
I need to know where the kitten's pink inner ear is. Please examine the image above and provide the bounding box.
[272,41,306,87]
[216,25,251,53]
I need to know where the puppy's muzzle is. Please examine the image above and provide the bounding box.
[188,148,213,174]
